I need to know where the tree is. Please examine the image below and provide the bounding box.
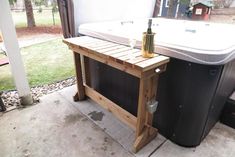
[24,0,36,27]
[222,0,233,8]
[44,0,48,7]
[167,0,190,18]
[8,0,17,5]
[167,0,178,18]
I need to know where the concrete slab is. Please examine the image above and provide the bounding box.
[151,123,235,157]
[59,86,235,157]
[1,85,235,157]
[0,92,134,157]
[59,85,167,156]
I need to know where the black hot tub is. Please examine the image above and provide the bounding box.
[79,18,235,146]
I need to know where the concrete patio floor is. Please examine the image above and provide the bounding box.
[0,85,235,157]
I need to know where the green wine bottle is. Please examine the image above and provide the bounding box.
[147,19,152,34]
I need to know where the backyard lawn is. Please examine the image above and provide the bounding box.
[12,9,61,28]
[0,38,75,91]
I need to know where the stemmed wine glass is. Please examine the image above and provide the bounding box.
[128,38,136,60]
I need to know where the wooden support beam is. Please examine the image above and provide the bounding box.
[73,52,85,101]
[83,56,91,86]
[134,74,159,152]
[136,78,148,137]
[69,46,142,78]
[133,126,157,153]
[85,85,137,130]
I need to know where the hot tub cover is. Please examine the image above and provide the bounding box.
[79,18,235,65]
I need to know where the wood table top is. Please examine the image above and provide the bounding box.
[63,36,170,73]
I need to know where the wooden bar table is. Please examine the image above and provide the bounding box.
[63,36,170,152]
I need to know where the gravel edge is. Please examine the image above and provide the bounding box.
[0,77,76,109]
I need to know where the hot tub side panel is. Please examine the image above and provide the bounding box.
[87,57,139,116]
[86,57,234,147]
[203,60,235,139]
[154,58,224,146]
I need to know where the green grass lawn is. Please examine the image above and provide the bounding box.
[0,38,75,91]
[12,9,61,28]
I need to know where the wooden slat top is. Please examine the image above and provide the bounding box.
[63,36,170,72]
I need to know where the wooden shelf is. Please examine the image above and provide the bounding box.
[63,36,170,153]
[63,36,169,76]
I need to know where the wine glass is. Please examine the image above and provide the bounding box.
[128,38,136,60]
[129,38,136,49]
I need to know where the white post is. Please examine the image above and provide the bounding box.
[0,0,33,105]
[175,0,180,18]
[158,0,164,16]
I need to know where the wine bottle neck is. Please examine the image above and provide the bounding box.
[147,19,152,34]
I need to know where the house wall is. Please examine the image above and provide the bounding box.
[161,0,174,17]
[160,0,189,18]
[178,3,189,17]
[73,0,156,35]
[192,3,210,20]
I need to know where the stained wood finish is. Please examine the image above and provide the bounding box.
[63,36,170,153]
[84,56,91,86]
[73,52,85,101]
[63,36,169,74]
[67,45,142,77]
[85,85,137,130]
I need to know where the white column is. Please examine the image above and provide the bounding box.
[158,0,164,16]
[0,0,33,105]
[175,0,180,18]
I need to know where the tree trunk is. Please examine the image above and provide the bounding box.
[24,0,35,27]
[152,0,161,17]
[44,0,48,7]
[167,0,176,18]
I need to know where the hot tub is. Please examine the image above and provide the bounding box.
[78,18,235,146]
[79,18,235,65]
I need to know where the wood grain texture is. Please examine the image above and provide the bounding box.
[63,36,170,153]
[85,85,137,130]
[73,52,85,101]
[63,36,170,73]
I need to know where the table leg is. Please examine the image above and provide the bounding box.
[73,52,85,101]
[83,56,91,86]
[146,75,159,126]
[0,97,6,112]
[133,75,158,153]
